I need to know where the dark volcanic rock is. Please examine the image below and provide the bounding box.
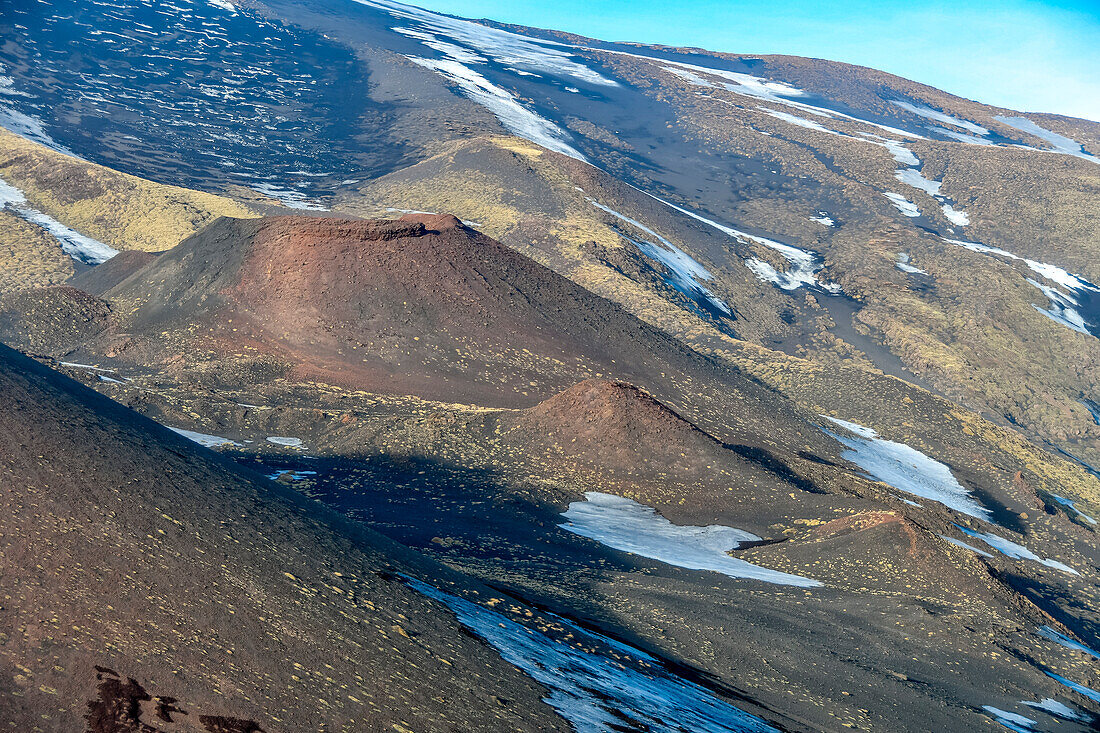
[0,342,567,731]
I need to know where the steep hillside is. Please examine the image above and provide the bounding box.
[0,342,574,730]
[0,1,1098,730]
[2,0,1097,459]
[118,370,1100,733]
[80,212,827,454]
[0,128,258,254]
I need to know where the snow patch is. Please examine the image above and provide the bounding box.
[268,469,317,481]
[652,195,836,292]
[618,185,839,294]
[953,525,1078,575]
[645,56,924,140]
[1046,672,1100,703]
[884,192,920,217]
[1037,626,1100,660]
[982,706,1038,733]
[409,56,585,160]
[895,253,926,274]
[890,101,989,135]
[266,436,304,448]
[941,237,1016,259]
[207,0,236,13]
[1021,698,1091,722]
[821,416,991,520]
[939,535,994,558]
[588,199,730,315]
[657,60,806,105]
[1024,260,1097,293]
[935,127,997,146]
[995,116,1099,164]
[0,103,75,156]
[895,168,941,197]
[941,204,970,226]
[732,230,838,292]
[811,213,834,227]
[760,108,833,134]
[249,182,328,211]
[1026,279,1090,335]
[894,168,969,226]
[560,492,821,587]
[873,137,920,166]
[60,361,116,372]
[406,576,782,733]
[1025,278,1095,334]
[942,236,1098,335]
[359,0,617,86]
[395,27,488,64]
[662,66,715,88]
[169,427,241,449]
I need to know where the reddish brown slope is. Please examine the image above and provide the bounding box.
[99,213,828,451]
[108,213,673,402]
[498,378,729,479]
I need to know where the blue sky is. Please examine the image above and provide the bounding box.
[415,0,1100,121]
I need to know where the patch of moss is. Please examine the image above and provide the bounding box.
[0,128,258,254]
[0,210,73,293]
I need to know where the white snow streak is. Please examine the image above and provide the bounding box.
[941,204,970,226]
[1021,698,1090,723]
[589,199,730,315]
[1049,494,1098,525]
[1037,626,1100,660]
[360,0,618,86]
[639,190,839,293]
[0,176,118,264]
[884,192,920,217]
[249,182,328,211]
[939,535,994,558]
[169,427,241,449]
[942,236,1098,336]
[995,116,1099,164]
[407,55,586,160]
[406,576,782,733]
[936,128,997,146]
[266,436,305,448]
[0,101,76,156]
[560,492,821,587]
[982,706,1038,733]
[890,100,989,135]
[895,253,926,274]
[1046,673,1100,704]
[954,524,1078,575]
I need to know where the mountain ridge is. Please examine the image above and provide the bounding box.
[0,0,1097,730]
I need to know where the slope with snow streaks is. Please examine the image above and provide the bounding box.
[942,237,1100,338]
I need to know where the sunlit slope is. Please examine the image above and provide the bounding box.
[0,128,257,252]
